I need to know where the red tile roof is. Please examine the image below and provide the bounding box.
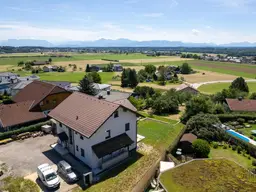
[226,99,256,112]
[49,92,137,138]
[13,81,68,110]
[0,101,47,128]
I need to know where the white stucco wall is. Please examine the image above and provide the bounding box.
[54,106,137,172]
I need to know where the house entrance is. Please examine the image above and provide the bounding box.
[83,172,93,186]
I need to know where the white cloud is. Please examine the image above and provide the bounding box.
[192,29,200,36]
[170,0,178,7]
[136,25,153,31]
[205,26,212,29]
[0,23,256,44]
[143,13,164,17]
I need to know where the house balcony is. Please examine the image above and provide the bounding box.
[101,149,129,170]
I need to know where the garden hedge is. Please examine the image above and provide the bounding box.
[0,120,50,140]
[217,113,256,122]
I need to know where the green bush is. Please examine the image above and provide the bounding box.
[232,145,237,151]
[212,142,219,149]
[192,139,210,158]
[217,113,256,123]
[237,146,242,154]
[252,160,256,166]
[237,118,245,125]
[0,121,50,140]
[223,144,228,149]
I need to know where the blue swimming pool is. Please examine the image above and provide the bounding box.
[226,130,250,143]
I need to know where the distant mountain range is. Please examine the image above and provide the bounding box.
[0,38,256,47]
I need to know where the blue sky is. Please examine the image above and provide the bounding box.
[0,0,256,43]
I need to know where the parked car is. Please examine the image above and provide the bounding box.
[37,163,60,189]
[57,160,78,183]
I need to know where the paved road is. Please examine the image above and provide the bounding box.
[191,79,256,89]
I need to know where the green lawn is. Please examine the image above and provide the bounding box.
[138,111,178,124]
[209,146,256,169]
[137,119,184,149]
[198,82,256,94]
[160,159,256,192]
[16,71,115,83]
[240,124,256,138]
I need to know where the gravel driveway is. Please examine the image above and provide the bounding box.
[0,134,60,177]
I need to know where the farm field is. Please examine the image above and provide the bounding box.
[160,159,256,192]
[16,71,115,83]
[198,82,256,94]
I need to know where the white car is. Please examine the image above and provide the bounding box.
[37,163,60,189]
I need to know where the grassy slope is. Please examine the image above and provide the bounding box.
[160,159,256,192]
[240,124,256,138]
[198,82,256,94]
[209,146,256,169]
[16,71,114,83]
[74,120,184,192]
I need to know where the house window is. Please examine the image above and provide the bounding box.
[69,128,73,145]
[105,130,111,139]
[59,123,62,127]
[114,111,119,118]
[125,123,130,131]
[80,135,84,140]
[81,148,85,157]
[46,100,49,104]
[123,108,127,112]
[76,145,78,151]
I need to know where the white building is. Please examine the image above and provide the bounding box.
[0,72,18,84]
[49,92,138,175]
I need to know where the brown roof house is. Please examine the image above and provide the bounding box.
[49,92,139,176]
[0,81,71,131]
[226,98,256,112]
[178,133,197,154]
[175,84,199,95]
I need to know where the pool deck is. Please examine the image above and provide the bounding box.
[227,129,256,147]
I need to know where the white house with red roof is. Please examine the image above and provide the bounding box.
[48,92,139,175]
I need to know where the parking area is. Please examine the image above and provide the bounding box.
[0,134,79,192]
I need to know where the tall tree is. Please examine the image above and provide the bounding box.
[17,61,24,67]
[85,64,91,72]
[230,77,249,93]
[145,64,156,75]
[79,75,96,96]
[121,69,129,87]
[48,58,52,63]
[180,63,192,74]
[87,72,102,84]
[129,69,138,88]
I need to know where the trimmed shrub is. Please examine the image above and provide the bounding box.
[223,144,228,149]
[237,118,245,125]
[237,146,242,154]
[217,113,256,123]
[252,160,256,166]
[192,139,210,158]
[232,145,237,151]
[0,121,50,140]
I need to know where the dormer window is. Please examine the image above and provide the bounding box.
[114,111,119,118]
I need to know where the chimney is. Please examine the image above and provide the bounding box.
[107,90,111,95]
[238,97,243,101]
[98,94,103,99]
[76,116,79,120]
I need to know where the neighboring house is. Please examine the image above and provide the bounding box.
[96,90,131,102]
[18,75,40,81]
[43,66,53,72]
[45,81,71,90]
[49,92,139,175]
[0,101,47,132]
[0,82,11,95]
[13,80,71,114]
[90,65,101,72]
[178,133,197,153]
[112,64,123,72]
[11,80,33,96]
[0,72,18,84]
[93,83,111,94]
[32,61,49,65]
[175,84,199,95]
[226,98,256,112]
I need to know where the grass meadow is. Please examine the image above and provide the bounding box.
[198,82,256,94]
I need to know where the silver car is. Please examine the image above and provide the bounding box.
[57,160,78,183]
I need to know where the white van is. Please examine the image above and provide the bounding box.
[37,163,60,189]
